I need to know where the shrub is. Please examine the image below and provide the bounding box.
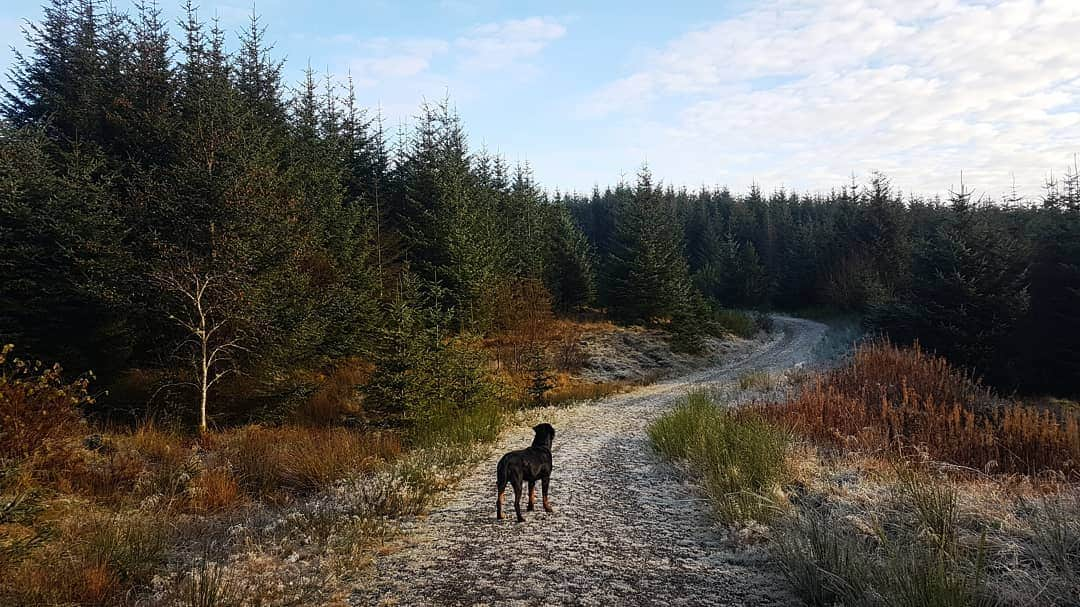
[0,344,91,475]
[650,391,790,523]
[552,324,587,372]
[827,340,990,408]
[760,340,1080,475]
[713,309,759,338]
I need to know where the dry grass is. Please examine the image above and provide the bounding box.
[188,464,245,513]
[760,340,1080,476]
[773,446,1080,607]
[749,339,1080,606]
[544,379,626,406]
[2,510,172,606]
[294,358,373,426]
[217,426,401,497]
[0,338,515,606]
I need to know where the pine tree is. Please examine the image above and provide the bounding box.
[1018,190,1080,393]
[0,124,134,377]
[235,9,285,129]
[544,203,597,311]
[603,167,695,323]
[524,345,554,405]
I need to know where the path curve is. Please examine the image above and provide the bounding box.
[352,316,827,607]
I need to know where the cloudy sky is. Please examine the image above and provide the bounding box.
[2,0,1079,199]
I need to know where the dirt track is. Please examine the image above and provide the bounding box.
[351,316,827,607]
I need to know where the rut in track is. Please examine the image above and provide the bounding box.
[351,316,827,607]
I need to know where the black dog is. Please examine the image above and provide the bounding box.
[496,423,555,522]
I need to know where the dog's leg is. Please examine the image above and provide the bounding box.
[527,480,536,511]
[496,464,507,520]
[496,483,506,520]
[542,475,553,513]
[513,480,525,522]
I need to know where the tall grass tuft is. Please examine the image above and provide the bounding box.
[774,509,875,606]
[408,400,504,448]
[1020,493,1080,601]
[650,390,790,524]
[738,370,776,392]
[182,557,238,607]
[776,471,989,607]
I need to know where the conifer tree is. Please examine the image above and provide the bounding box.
[544,204,597,311]
[0,125,134,376]
[603,167,695,323]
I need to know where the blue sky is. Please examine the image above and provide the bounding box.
[3,0,1079,199]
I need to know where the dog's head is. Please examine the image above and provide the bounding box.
[531,423,555,448]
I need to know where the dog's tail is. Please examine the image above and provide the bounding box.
[495,455,509,519]
[496,455,508,490]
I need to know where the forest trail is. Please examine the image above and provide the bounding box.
[351,317,827,607]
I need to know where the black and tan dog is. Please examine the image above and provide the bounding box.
[496,423,555,522]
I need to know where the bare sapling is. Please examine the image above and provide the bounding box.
[156,262,246,433]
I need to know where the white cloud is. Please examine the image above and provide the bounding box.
[329,16,564,90]
[580,0,1080,199]
[455,17,566,70]
[346,38,451,83]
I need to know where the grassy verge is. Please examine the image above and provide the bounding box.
[650,340,1080,607]
[775,466,992,607]
[650,390,791,524]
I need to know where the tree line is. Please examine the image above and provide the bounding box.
[566,171,1080,395]
[1,1,1077,432]
[0,0,595,428]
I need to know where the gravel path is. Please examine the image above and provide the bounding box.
[351,316,827,607]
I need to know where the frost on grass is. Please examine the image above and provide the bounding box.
[350,318,824,606]
[146,444,495,606]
